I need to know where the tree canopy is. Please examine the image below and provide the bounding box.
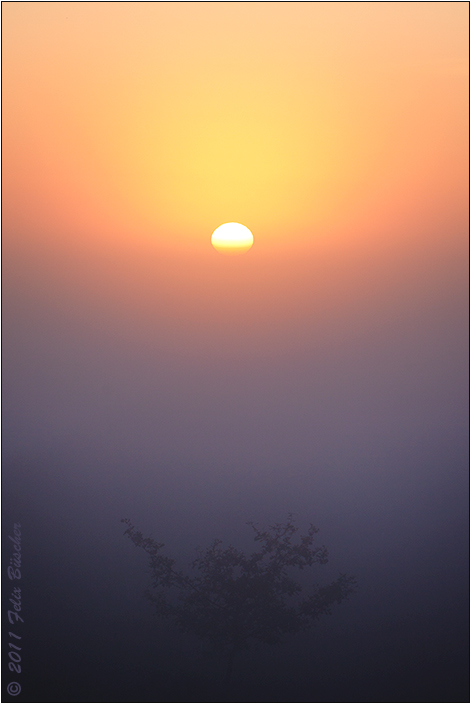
[122,515,356,685]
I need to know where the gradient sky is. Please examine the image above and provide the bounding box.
[3,3,469,702]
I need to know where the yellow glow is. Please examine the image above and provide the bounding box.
[2,3,468,254]
[211,223,254,255]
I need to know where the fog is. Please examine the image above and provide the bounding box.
[3,3,468,701]
[3,223,468,702]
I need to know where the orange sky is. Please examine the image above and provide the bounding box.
[4,2,468,242]
[3,2,468,361]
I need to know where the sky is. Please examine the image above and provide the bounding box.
[2,3,469,702]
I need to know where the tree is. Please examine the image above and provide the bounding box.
[122,515,356,689]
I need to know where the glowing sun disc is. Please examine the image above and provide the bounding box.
[211,223,254,255]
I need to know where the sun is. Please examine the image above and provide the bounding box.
[211,223,254,255]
